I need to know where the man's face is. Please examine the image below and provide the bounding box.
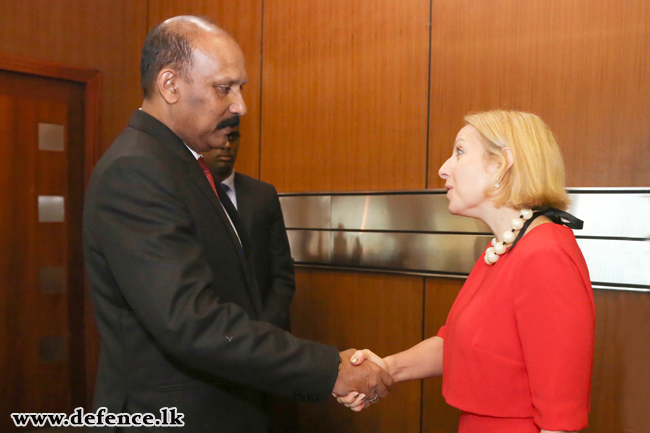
[172,33,247,153]
[202,125,241,177]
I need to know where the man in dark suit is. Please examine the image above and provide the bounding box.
[83,15,392,432]
[204,127,300,432]
[203,127,294,330]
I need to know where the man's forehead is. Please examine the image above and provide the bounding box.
[194,35,243,61]
[192,38,246,79]
[194,31,238,52]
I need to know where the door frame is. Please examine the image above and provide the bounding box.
[0,51,101,409]
[0,51,101,183]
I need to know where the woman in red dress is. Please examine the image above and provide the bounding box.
[337,110,595,433]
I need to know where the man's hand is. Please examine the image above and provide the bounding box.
[336,349,389,411]
[332,348,393,405]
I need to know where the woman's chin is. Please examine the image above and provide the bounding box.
[446,203,461,216]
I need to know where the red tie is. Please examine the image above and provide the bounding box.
[197,156,219,198]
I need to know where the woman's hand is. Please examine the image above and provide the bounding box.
[335,349,389,412]
[350,348,388,371]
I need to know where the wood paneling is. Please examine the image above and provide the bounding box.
[147,0,263,179]
[1,2,649,432]
[261,0,430,192]
[0,94,13,424]
[586,290,650,432]
[428,0,650,188]
[0,0,147,153]
[64,79,90,410]
[2,52,103,409]
[422,278,463,433]
[0,69,87,428]
[291,269,424,432]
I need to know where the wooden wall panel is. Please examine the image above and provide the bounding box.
[0,0,146,407]
[428,0,650,188]
[261,0,430,192]
[422,278,463,433]
[1,2,648,432]
[147,0,263,179]
[291,269,424,432]
[586,290,650,432]
[0,0,147,154]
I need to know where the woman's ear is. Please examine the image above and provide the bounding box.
[490,147,513,187]
[157,69,179,104]
[502,147,514,170]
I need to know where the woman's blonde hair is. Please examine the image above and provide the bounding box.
[464,110,570,210]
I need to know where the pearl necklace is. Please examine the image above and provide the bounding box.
[484,208,533,265]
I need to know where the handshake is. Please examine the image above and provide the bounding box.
[333,348,390,412]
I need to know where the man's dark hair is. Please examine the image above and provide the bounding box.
[140,16,220,99]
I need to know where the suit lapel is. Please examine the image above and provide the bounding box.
[190,162,264,316]
[128,110,263,316]
[233,173,254,235]
[187,164,243,252]
[221,177,263,315]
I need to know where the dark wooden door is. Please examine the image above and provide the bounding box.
[0,69,87,431]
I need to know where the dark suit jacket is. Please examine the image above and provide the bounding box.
[83,110,339,432]
[232,173,294,329]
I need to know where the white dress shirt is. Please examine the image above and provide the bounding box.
[220,171,238,210]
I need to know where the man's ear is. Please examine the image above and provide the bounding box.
[157,69,179,104]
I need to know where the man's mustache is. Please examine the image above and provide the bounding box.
[216,116,240,130]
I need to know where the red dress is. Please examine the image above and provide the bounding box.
[437,223,595,432]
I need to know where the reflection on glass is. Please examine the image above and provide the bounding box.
[282,190,650,291]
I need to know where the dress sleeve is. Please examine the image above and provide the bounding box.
[437,325,446,339]
[514,246,595,431]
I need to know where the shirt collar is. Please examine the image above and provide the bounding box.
[184,144,201,160]
[221,171,236,191]
[184,145,234,191]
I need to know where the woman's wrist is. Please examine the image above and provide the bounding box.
[383,355,403,383]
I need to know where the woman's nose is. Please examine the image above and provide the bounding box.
[438,157,452,179]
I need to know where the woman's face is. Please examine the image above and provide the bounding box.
[438,125,498,218]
